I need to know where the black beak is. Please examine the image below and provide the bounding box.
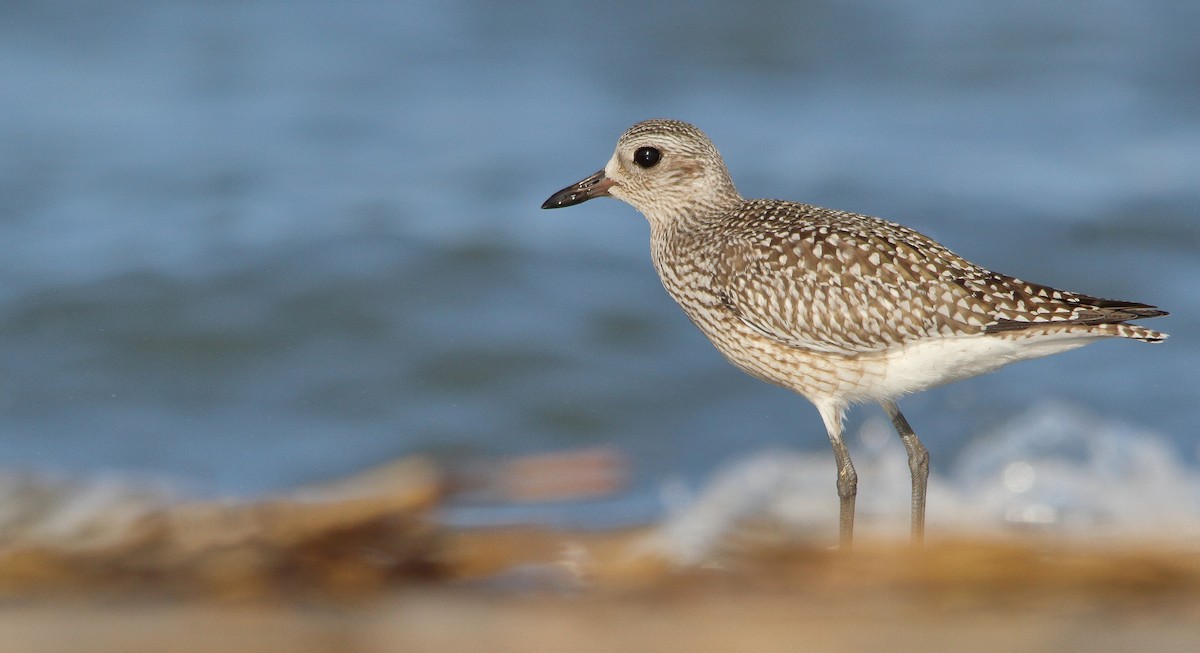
[541,169,615,209]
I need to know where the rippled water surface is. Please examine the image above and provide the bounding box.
[2,1,1197,525]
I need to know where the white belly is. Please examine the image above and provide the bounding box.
[697,311,1102,406]
[856,331,1098,403]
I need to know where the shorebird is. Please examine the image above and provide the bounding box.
[541,119,1167,547]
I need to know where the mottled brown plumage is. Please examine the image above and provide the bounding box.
[543,119,1167,547]
[706,200,1165,354]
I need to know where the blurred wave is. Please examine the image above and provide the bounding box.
[0,1,1195,528]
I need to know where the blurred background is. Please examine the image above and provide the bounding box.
[1,0,1197,533]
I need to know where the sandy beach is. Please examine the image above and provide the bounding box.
[3,458,1199,653]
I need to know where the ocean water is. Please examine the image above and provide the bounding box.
[1,1,1197,532]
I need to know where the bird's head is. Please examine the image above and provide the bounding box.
[542,119,742,226]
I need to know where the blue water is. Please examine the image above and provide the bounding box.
[1,1,1197,526]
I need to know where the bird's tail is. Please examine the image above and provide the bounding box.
[1093,322,1168,343]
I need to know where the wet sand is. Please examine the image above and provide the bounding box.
[5,534,1200,653]
[3,458,1200,652]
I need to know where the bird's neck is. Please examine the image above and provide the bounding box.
[644,182,743,235]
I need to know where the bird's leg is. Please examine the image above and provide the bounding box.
[817,402,856,548]
[883,401,929,543]
[830,436,857,548]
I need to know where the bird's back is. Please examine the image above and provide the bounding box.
[653,198,1166,363]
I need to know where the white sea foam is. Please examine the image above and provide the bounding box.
[646,401,1200,564]
[2,402,1193,563]
[0,472,179,551]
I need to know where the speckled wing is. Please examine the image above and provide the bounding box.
[711,201,1164,355]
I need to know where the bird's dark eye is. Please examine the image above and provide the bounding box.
[633,146,662,168]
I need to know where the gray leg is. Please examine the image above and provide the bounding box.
[817,402,856,548]
[883,401,929,543]
[830,436,857,548]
